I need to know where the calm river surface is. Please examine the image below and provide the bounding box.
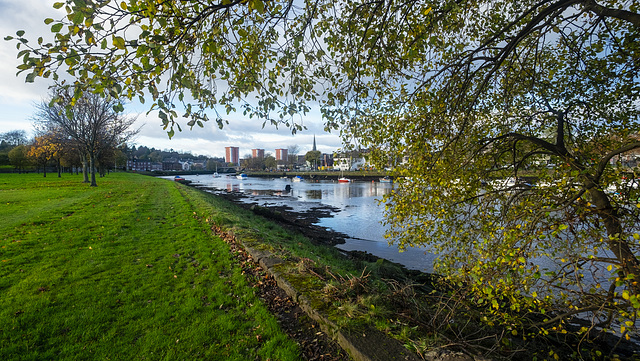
[169,174,436,272]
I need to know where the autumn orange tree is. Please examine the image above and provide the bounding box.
[9,0,640,351]
[27,133,61,177]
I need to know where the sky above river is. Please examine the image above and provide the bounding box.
[0,0,343,158]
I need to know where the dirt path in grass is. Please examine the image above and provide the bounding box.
[219,225,351,361]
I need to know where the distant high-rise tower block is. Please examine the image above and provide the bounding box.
[275,148,288,161]
[252,149,265,158]
[225,146,239,164]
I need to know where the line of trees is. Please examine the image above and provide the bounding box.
[241,153,278,171]
[1,91,138,186]
[2,129,128,179]
[33,90,138,186]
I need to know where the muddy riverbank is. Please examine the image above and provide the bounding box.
[192,183,433,281]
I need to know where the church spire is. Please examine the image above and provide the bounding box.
[312,135,317,152]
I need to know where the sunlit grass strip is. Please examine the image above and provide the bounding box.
[0,173,299,360]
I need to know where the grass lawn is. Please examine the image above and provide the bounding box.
[0,172,299,360]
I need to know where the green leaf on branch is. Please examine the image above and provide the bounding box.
[25,72,36,83]
[113,36,126,50]
[51,23,63,33]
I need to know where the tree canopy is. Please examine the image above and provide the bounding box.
[305,150,321,169]
[9,0,640,351]
[8,0,328,137]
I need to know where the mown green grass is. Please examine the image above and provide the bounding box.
[0,173,299,360]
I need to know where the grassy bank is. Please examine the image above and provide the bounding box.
[0,173,299,360]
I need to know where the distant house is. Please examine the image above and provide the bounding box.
[127,160,164,171]
[321,153,334,168]
[127,160,152,171]
[333,149,371,171]
[162,161,182,171]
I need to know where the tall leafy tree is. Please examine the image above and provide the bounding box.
[321,0,640,339]
[9,0,640,346]
[304,150,321,170]
[264,155,278,170]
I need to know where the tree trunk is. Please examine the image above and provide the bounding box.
[588,187,640,295]
[57,159,62,178]
[81,154,89,183]
[90,154,97,187]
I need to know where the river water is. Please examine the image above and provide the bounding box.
[170,174,436,272]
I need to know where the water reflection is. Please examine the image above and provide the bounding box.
[305,189,322,199]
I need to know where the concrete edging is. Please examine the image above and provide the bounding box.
[211,226,478,361]
[242,243,422,361]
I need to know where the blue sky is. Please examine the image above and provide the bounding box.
[0,0,342,158]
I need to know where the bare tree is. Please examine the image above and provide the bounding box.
[35,90,138,186]
[0,130,28,147]
[287,145,300,169]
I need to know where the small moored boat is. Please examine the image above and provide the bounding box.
[338,170,351,183]
[236,173,248,180]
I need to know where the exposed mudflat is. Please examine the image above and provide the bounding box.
[196,185,349,246]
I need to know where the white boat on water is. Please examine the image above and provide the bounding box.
[236,173,248,180]
[292,176,303,182]
[213,172,221,178]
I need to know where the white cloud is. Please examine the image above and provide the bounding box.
[0,0,62,104]
[130,107,342,158]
